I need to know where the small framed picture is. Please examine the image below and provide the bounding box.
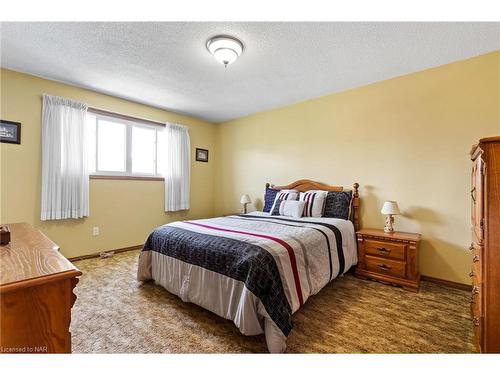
[196,148,209,162]
[0,120,21,144]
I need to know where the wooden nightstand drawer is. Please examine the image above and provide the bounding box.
[364,239,406,261]
[365,255,406,278]
[355,228,421,292]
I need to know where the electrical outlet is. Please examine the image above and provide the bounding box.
[92,226,100,236]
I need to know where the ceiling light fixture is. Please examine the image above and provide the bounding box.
[206,35,244,67]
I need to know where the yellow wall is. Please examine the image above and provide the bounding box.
[214,51,500,284]
[2,51,499,283]
[0,69,216,258]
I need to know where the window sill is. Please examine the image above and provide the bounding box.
[90,175,164,181]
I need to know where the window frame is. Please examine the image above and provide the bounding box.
[87,109,165,180]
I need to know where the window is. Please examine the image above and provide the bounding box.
[87,111,164,178]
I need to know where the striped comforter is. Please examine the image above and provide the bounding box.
[137,212,357,353]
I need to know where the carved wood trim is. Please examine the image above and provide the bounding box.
[70,277,79,308]
[270,179,343,192]
[352,183,360,231]
[356,235,416,245]
[356,268,420,292]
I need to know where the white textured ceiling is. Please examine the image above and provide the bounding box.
[1,22,499,123]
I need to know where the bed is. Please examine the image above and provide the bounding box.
[137,180,360,353]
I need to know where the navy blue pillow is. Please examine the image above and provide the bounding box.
[323,191,352,220]
[263,187,279,213]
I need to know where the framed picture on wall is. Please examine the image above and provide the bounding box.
[196,148,209,162]
[0,120,21,144]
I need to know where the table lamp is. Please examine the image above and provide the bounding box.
[240,194,252,214]
[381,201,400,233]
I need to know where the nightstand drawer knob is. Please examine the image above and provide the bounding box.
[377,264,392,271]
[468,243,474,251]
[377,247,391,255]
[472,286,480,294]
[473,255,480,263]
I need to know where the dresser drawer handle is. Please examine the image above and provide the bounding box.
[377,247,391,255]
[468,243,474,251]
[377,264,392,271]
[469,271,475,278]
[473,255,479,263]
[471,187,476,203]
[472,286,480,294]
[473,317,480,326]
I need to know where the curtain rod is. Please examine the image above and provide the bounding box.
[87,106,166,127]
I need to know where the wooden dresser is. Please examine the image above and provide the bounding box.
[0,223,81,353]
[470,137,500,353]
[355,229,421,292]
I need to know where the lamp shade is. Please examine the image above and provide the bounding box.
[240,194,252,204]
[381,201,400,215]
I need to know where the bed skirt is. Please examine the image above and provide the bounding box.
[137,250,287,353]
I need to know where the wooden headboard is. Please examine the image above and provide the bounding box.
[265,179,360,231]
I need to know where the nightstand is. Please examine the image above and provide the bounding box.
[355,229,421,292]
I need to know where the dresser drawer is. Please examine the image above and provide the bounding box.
[364,239,406,261]
[364,255,406,278]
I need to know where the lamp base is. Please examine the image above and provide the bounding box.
[384,215,395,233]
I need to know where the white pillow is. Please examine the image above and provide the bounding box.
[271,200,305,218]
[299,190,328,217]
[269,189,299,214]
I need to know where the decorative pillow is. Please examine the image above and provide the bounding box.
[271,200,305,218]
[269,190,299,214]
[263,187,280,213]
[323,190,352,220]
[299,190,328,217]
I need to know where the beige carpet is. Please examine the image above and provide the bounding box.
[71,250,474,353]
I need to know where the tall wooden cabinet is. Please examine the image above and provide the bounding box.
[470,137,500,353]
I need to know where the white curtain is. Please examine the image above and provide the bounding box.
[41,94,89,220]
[162,123,191,212]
